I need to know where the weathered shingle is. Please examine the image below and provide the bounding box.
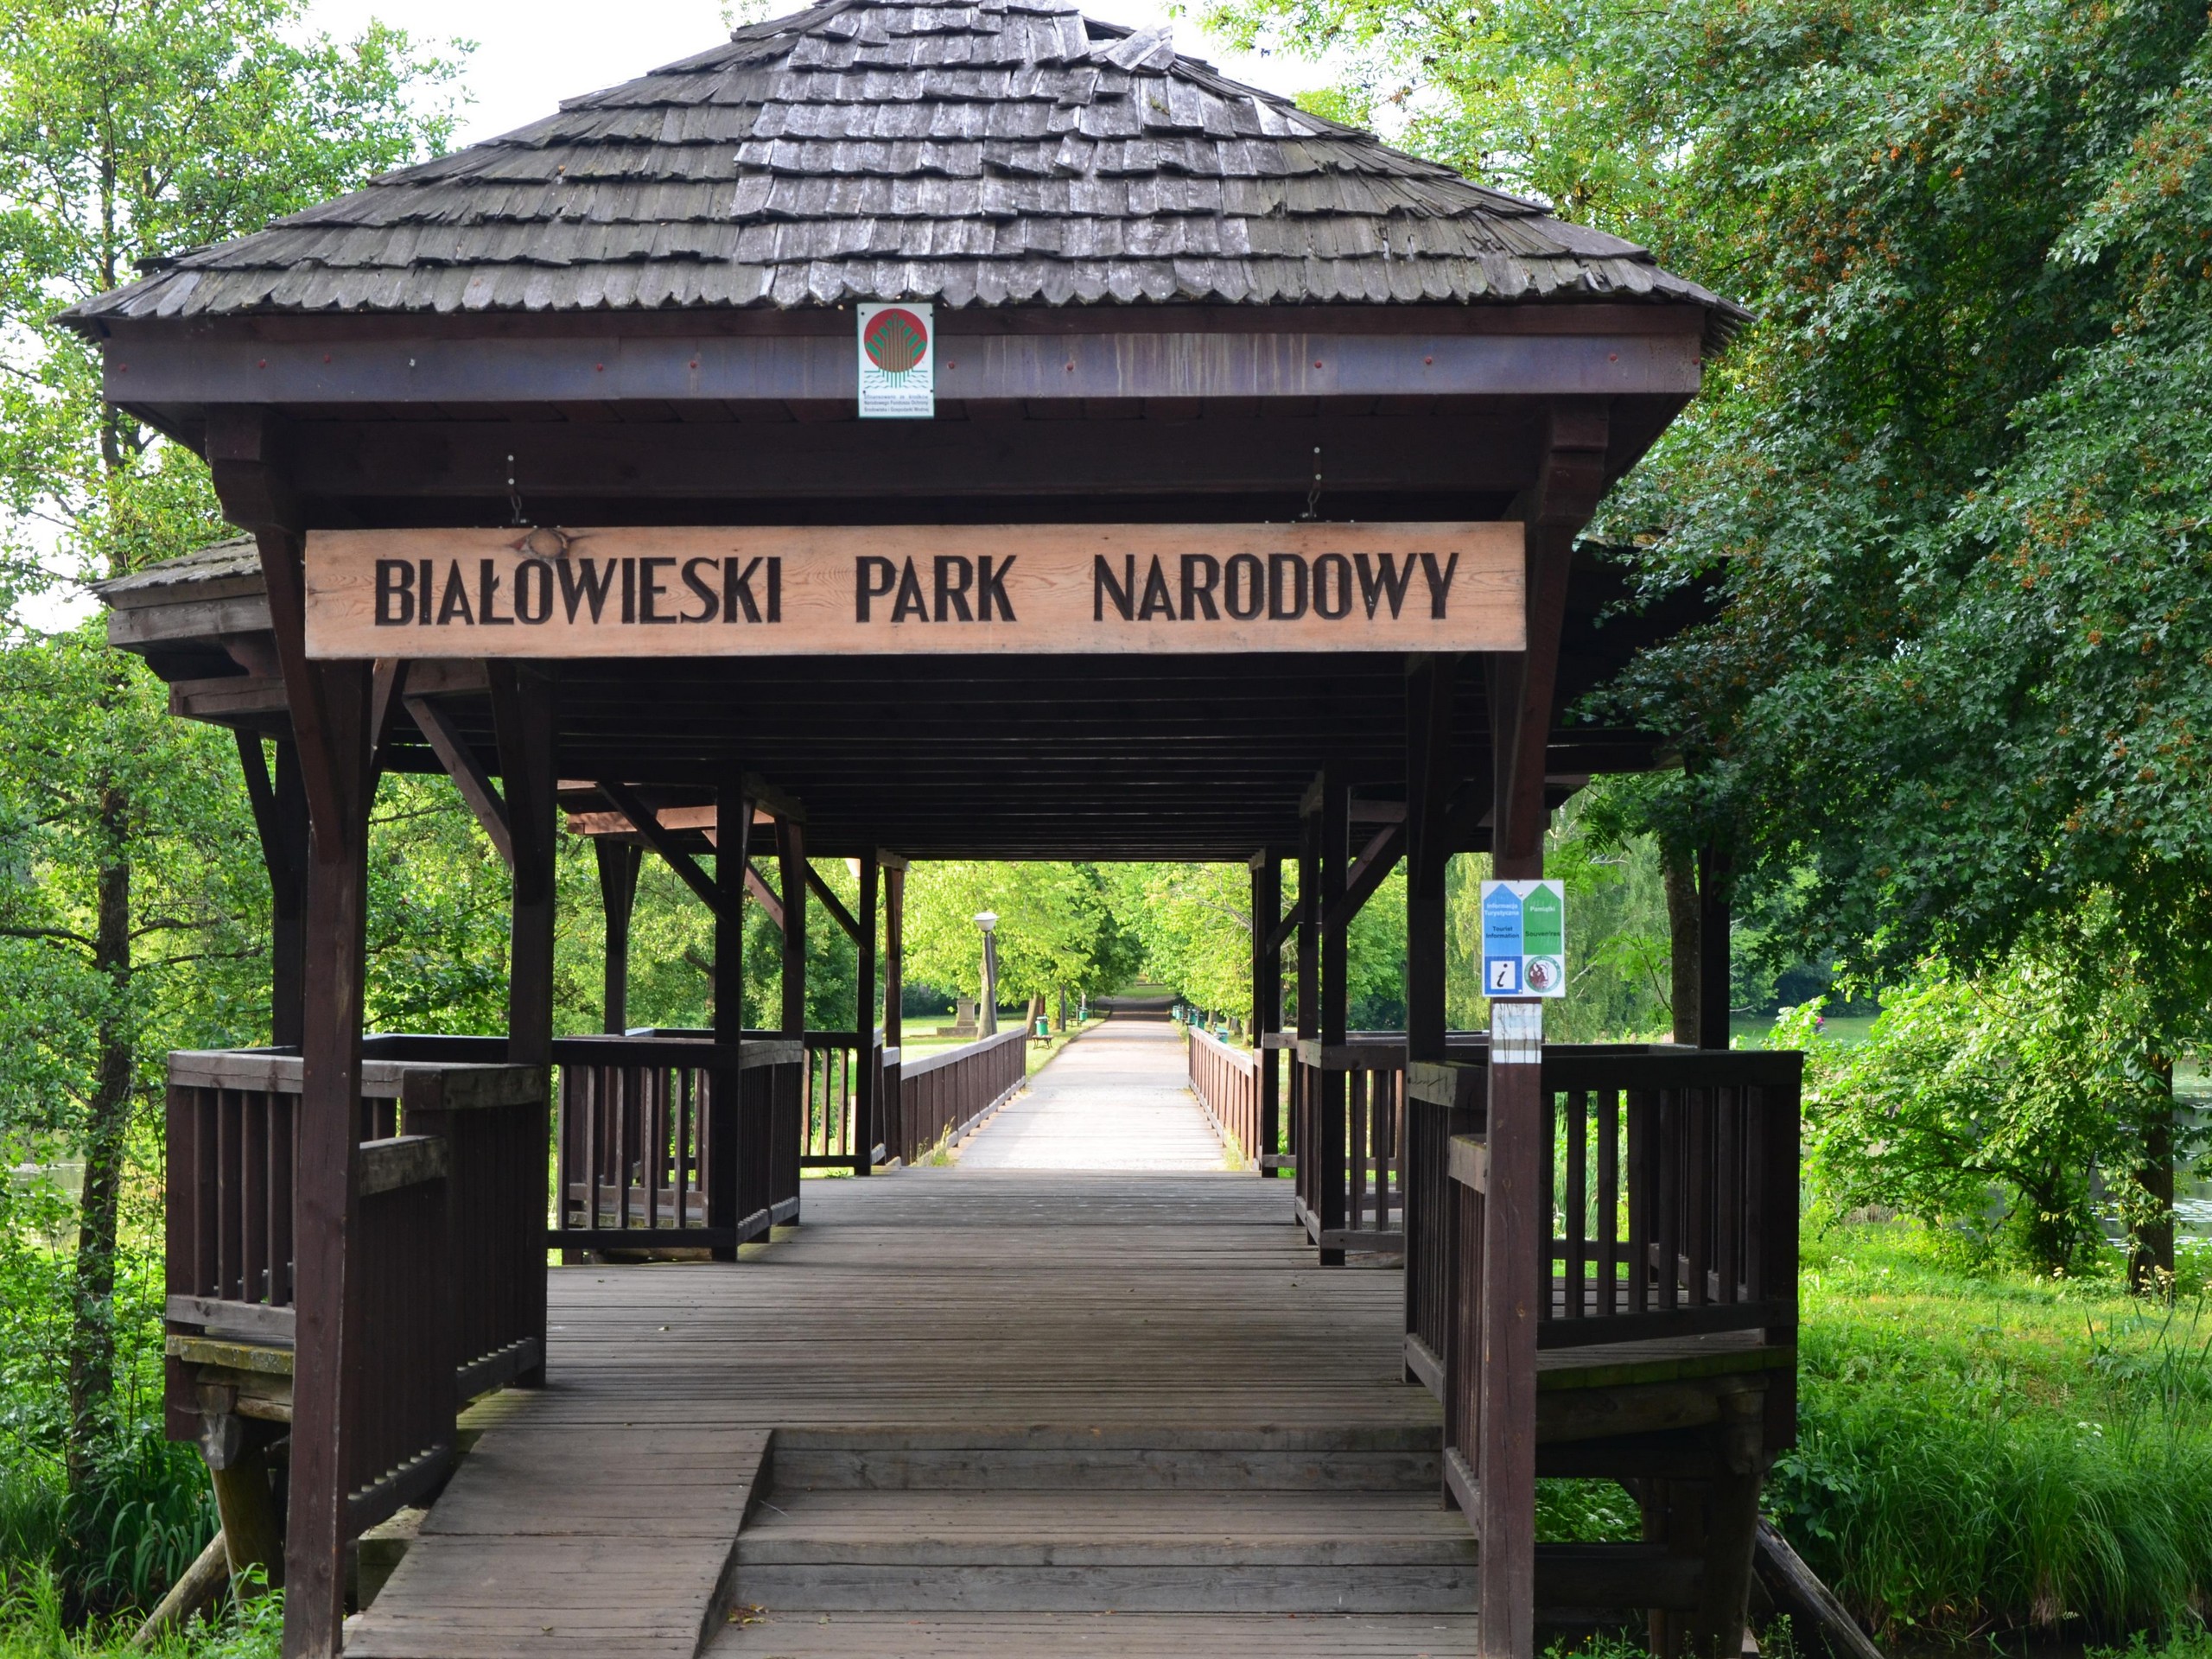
[63,0,1745,345]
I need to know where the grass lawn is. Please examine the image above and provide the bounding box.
[1545,1219,2212,1651]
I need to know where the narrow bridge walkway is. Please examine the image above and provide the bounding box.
[957,1014,1226,1171]
[346,1024,1471,1659]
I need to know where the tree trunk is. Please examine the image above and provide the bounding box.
[1662,844,1700,1046]
[67,787,132,1509]
[2128,1057,2176,1298]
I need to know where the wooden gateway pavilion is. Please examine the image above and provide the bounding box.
[72,3,1808,1656]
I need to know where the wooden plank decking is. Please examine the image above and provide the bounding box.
[346,1022,1469,1658]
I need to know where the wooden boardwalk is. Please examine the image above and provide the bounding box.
[956,1018,1227,1171]
[346,1026,1472,1658]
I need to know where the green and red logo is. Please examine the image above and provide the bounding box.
[862,307,930,374]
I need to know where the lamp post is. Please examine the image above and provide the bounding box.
[974,911,999,1036]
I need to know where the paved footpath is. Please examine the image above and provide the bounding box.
[955,1016,1226,1171]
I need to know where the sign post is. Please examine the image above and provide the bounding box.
[857,302,935,419]
[1479,879,1567,1000]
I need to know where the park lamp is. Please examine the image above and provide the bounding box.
[974,911,998,931]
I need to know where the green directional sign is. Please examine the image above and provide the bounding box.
[1478,878,1568,1000]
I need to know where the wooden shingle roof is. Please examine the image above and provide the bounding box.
[67,0,1743,343]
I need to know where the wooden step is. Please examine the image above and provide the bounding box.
[733,1486,1478,1613]
[767,1426,1440,1492]
[711,1609,1480,1656]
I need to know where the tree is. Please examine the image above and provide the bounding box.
[1191,0,2212,1274]
[0,0,459,1557]
[900,862,1138,1010]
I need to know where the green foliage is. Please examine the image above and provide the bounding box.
[899,863,1137,1008]
[1777,1223,2212,1638]
[0,0,462,1621]
[0,1565,281,1656]
[1191,0,2212,1039]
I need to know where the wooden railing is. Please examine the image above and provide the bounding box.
[800,1032,884,1173]
[1185,1028,1260,1166]
[549,1034,805,1252]
[1288,1039,1409,1261]
[884,1028,1027,1165]
[163,1047,550,1535]
[1413,1047,1802,1504]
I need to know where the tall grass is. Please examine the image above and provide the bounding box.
[1771,1381,2212,1636]
[1770,1223,2212,1642]
[0,1567,278,1658]
[0,1432,214,1618]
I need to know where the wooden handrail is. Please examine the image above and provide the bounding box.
[898,1027,1027,1081]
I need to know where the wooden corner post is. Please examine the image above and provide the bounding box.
[207,408,373,1659]
[1478,404,1609,1659]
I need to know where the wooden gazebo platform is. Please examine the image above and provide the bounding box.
[72,0,1798,1652]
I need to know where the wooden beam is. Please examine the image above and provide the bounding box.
[234,732,307,1049]
[404,693,512,867]
[804,861,863,944]
[595,779,728,921]
[566,802,772,838]
[112,325,1703,409]
[1320,820,1405,934]
[745,861,785,931]
[368,658,408,778]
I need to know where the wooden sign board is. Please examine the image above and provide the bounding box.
[302,524,1525,659]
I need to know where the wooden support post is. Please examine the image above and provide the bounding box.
[1696,844,1732,1052]
[488,665,553,1386]
[1319,771,1350,1268]
[710,769,752,1262]
[1694,1390,1770,1659]
[236,733,309,1050]
[1405,655,1453,1065]
[209,408,373,1659]
[778,818,807,1036]
[1249,850,1281,1172]
[283,659,372,1659]
[855,855,879,1176]
[1404,654,1453,1382]
[1665,842,1700,1046]
[1296,810,1319,1045]
[491,667,556,1065]
[596,842,642,1035]
[202,1421,284,1591]
[1474,403,1602,1659]
[883,860,906,1052]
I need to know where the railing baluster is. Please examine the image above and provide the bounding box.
[1597,1088,1619,1316]
[1656,1086,1680,1312]
[1564,1087,1587,1319]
